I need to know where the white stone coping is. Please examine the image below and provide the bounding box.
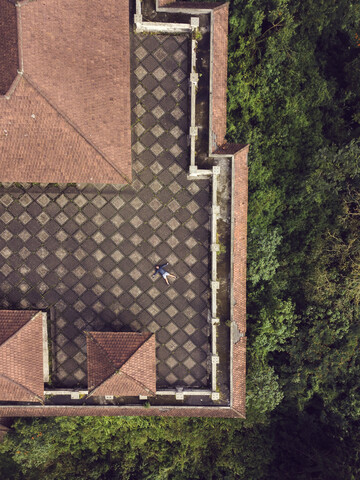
[136,22,192,33]
[156,389,212,396]
[45,390,89,396]
[42,312,49,383]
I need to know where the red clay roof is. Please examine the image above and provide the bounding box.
[211,3,229,151]
[0,310,44,403]
[232,145,248,335]
[0,0,18,95]
[0,405,243,417]
[232,337,246,416]
[213,142,248,156]
[231,144,248,417]
[0,0,131,184]
[214,143,248,417]
[86,332,156,397]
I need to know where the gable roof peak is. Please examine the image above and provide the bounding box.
[86,331,156,397]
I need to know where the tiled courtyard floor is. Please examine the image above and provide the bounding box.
[0,33,211,389]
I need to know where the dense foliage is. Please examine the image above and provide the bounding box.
[227,0,360,425]
[1,0,360,478]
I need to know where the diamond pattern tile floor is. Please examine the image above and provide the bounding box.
[0,32,210,390]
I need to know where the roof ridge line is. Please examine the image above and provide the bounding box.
[93,332,151,370]
[22,75,131,184]
[0,311,40,350]
[85,333,117,397]
[118,334,155,394]
[87,333,154,397]
[230,406,245,418]
[85,332,118,372]
[117,369,155,395]
[87,368,118,398]
[0,372,43,403]
[120,333,152,372]
[88,369,116,397]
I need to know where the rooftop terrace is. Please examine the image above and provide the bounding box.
[0,0,247,418]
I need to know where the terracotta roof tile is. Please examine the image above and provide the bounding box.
[86,335,115,391]
[0,0,131,183]
[231,145,248,416]
[213,142,248,156]
[232,336,246,416]
[86,332,156,397]
[121,335,156,394]
[0,77,129,183]
[0,309,35,345]
[92,371,152,397]
[0,0,18,95]
[232,145,248,334]
[0,310,44,402]
[0,405,243,417]
[211,4,229,151]
[87,331,152,369]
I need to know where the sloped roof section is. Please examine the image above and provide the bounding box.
[0,78,131,183]
[0,309,34,345]
[0,310,44,402]
[86,332,156,397]
[0,0,18,96]
[232,145,248,335]
[211,3,229,151]
[232,336,246,417]
[0,0,131,184]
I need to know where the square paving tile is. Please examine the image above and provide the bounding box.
[0,32,211,390]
